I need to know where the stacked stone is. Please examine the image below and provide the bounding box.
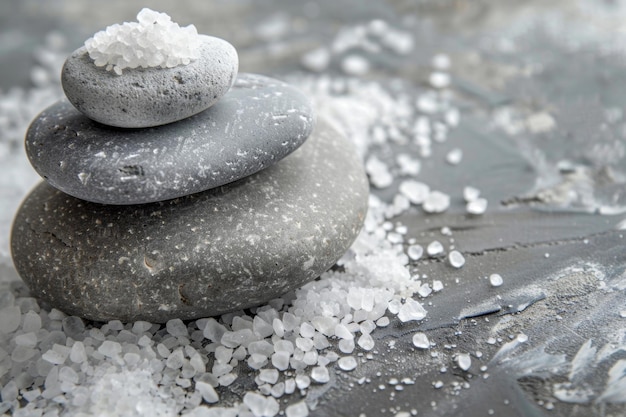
[11,26,368,323]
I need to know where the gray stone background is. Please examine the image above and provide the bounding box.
[2,0,626,416]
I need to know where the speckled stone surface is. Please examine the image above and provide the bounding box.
[61,35,238,128]
[12,118,369,323]
[26,73,315,205]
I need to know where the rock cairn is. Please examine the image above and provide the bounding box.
[11,9,369,323]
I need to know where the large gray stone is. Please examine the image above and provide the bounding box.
[26,73,315,205]
[61,35,238,128]
[11,118,369,323]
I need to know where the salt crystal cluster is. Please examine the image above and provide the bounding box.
[85,8,201,75]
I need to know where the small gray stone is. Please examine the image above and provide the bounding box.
[11,118,369,323]
[61,35,238,128]
[26,73,314,205]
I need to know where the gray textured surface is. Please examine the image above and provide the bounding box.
[61,35,238,128]
[11,118,369,323]
[26,73,315,205]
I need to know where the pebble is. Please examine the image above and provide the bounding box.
[62,35,238,128]
[12,118,369,323]
[26,73,315,205]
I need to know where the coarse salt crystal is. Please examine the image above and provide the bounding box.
[467,198,488,215]
[85,8,201,75]
[489,274,504,287]
[427,240,444,257]
[423,191,450,213]
[448,250,465,268]
[412,332,430,349]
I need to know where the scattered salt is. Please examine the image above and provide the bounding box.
[427,241,444,257]
[445,148,463,165]
[407,244,424,261]
[457,353,472,371]
[448,251,466,268]
[85,8,201,75]
[311,366,330,383]
[489,274,504,287]
[338,356,358,371]
[399,180,430,205]
[467,198,488,215]
[463,186,480,202]
[423,191,450,213]
[412,332,430,349]
[285,401,309,417]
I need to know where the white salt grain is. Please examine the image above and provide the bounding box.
[166,318,188,337]
[467,198,488,215]
[341,55,370,76]
[301,47,331,72]
[399,180,430,205]
[429,72,451,89]
[407,244,424,261]
[489,274,504,287]
[358,334,375,351]
[427,241,444,257]
[311,366,330,383]
[338,356,358,371]
[271,351,291,371]
[457,353,472,371]
[196,381,219,403]
[0,306,21,333]
[295,374,311,390]
[423,191,450,213]
[412,332,430,349]
[259,369,279,384]
[463,186,480,202]
[338,338,356,354]
[446,148,463,165]
[286,401,309,417]
[448,251,465,268]
[397,298,427,322]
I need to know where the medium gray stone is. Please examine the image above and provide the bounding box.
[26,73,315,205]
[11,118,369,323]
[61,35,238,128]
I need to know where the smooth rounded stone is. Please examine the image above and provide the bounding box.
[26,73,314,205]
[61,35,238,128]
[11,118,369,323]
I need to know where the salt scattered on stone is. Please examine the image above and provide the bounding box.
[338,356,358,371]
[301,47,331,72]
[399,180,430,205]
[446,148,463,165]
[432,53,451,70]
[463,186,481,202]
[295,374,311,390]
[358,333,375,351]
[457,353,472,371]
[489,274,504,287]
[429,72,451,89]
[259,369,279,384]
[423,191,450,213]
[311,366,330,383]
[341,55,370,76]
[448,251,465,268]
[166,318,188,337]
[397,298,427,322]
[432,280,444,292]
[85,8,201,75]
[412,332,430,349]
[0,306,21,334]
[467,198,488,215]
[407,245,424,261]
[243,392,279,417]
[365,156,394,188]
[285,401,309,417]
[427,240,444,257]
